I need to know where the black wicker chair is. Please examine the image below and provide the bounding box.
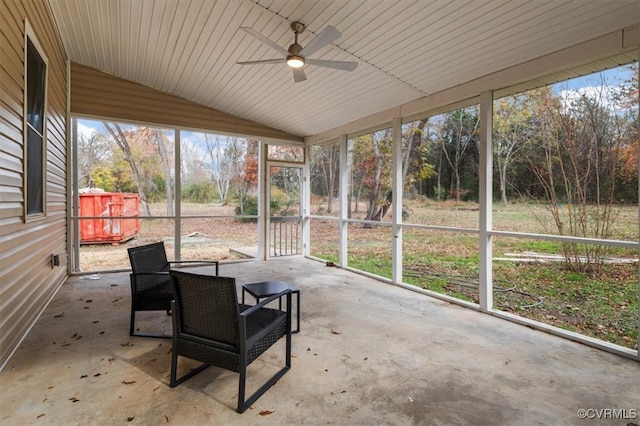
[169,270,292,413]
[127,241,219,338]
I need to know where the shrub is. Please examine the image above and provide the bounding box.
[182,182,216,203]
[235,193,284,222]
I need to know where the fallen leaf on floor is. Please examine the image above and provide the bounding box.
[68,397,79,403]
[331,329,341,335]
[164,415,169,422]
[153,385,160,392]
[86,299,93,303]
[259,410,274,416]
[121,380,136,385]
[36,414,45,419]
[54,313,64,318]
[80,375,88,379]
[92,320,99,323]
[93,373,101,377]
[127,417,134,422]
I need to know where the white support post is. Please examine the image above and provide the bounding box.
[339,134,349,267]
[479,91,493,311]
[258,141,266,260]
[391,117,403,283]
[174,128,182,261]
[70,116,80,272]
[636,47,640,358]
[302,150,311,257]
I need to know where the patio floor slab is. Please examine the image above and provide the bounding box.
[1,257,639,425]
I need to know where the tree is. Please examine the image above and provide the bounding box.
[310,144,339,213]
[493,91,542,203]
[203,134,231,203]
[77,131,110,188]
[526,84,627,275]
[152,128,173,215]
[103,122,151,216]
[438,107,480,201]
[234,139,259,215]
[613,64,639,202]
[358,130,392,222]
[402,119,435,198]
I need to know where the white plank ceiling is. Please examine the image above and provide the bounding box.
[48,0,639,138]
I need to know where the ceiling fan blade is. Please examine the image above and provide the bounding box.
[293,67,307,83]
[240,27,289,57]
[237,59,285,65]
[306,59,357,71]
[299,25,341,57]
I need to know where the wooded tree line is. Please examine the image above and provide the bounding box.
[77,66,637,236]
[310,67,639,223]
[77,126,260,215]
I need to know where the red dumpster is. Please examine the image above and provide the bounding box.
[79,192,140,244]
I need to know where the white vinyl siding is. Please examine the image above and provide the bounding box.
[0,1,68,372]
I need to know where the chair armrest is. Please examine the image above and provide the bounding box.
[168,260,219,276]
[131,271,169,276]
[239,289,291,318]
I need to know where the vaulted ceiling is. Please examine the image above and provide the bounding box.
[49,0,639,139]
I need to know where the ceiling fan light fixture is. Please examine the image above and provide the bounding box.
[237,23,356,82]
[286,55,305,68]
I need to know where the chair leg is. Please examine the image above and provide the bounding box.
[237,365,247,413]
[237,364,290,413]
[129,306,136,336]
[170,348,179,387]
[170,354,210,388]
[130,306,172,339]
[236,329,292,413]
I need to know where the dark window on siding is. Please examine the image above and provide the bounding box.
[25,38,46,217]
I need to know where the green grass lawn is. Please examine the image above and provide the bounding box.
[310,200,639,349]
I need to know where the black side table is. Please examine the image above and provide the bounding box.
[242,281,300,334]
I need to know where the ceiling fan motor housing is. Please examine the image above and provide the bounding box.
[290,21,305,34]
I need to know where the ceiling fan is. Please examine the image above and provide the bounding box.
[237,22,357,83]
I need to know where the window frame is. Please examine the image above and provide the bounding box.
[23,20,48,220]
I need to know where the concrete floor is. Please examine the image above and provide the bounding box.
[1,257,639,425]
